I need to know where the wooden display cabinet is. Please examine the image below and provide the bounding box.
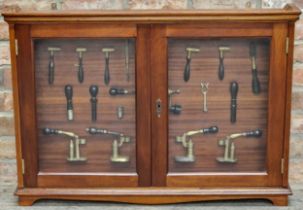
[3,4,301,206]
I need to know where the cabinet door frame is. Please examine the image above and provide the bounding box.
[14,23,152,188]
[151,22,288,187]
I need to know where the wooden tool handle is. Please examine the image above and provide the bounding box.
[183,57,191,82]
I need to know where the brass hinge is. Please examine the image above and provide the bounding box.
[286,37,289,54]
[281,158,285,174]
[15,39,18,56]
[21,158,25,175]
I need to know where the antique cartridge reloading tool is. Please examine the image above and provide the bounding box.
[201,82,209,112]
[89,85,99,122]
[175,126,218,163]
[183,47,200,82]
[168,89,182,115]
[64,85,74,121]
[43,128,87,162]
[230,81,238,123]
[75,48,86,83]
[217,129,262,163]
[86,127,131,163]
[47,47,61,85]
[109,87,135,96]
[218,46,230,80]
[249,42,261,94]
[102,48,115,86]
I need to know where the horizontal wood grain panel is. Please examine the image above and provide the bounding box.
[38,173,138,187]
[31,24,137,38]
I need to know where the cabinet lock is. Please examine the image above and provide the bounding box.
[156,98,162,118]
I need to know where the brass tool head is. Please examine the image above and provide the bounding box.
[102,48,115,53]
[186,47,200,58]
[48,47,61,55]
[76,48,87,52]
[218,46,230,58]
[168,89,181,96]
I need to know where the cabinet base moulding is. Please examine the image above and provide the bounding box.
[16,187,291,206]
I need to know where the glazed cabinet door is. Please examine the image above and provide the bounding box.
[151,23,288,187]
[14,24,151,188]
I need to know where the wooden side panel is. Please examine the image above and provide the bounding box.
[15,24,38,187]
[282,22,295,187]
[136,25,152,186]
[8,24,24,188]
[266,23,288,186]
[151,25,168,186]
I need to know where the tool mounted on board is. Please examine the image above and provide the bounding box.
[217,129,262,163]
[175,126,219,163]
[201,82,209,112]
[75,48,86,83]
[64,85,74,121]
[43,128,87,162]
[218,46,230,80]
[102,48,115,86]
[250,42,261,94]
[183,47,200,82]
[109,87,135,96]
[168,89,182,115]
[86,127,131,163]
[47,47,61,85]
[230,81,238,123]
[89,85,99,122]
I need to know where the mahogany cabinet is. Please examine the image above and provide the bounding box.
[3,4,301,206]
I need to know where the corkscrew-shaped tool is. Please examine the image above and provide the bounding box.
[47,47,61,85]
[175,126,219,163]
[218,46,230,80]
[89,85,99,122]
[75,48,86,83]
[183,47,200,82]
[86,127,131,163]
[168,89,182,115]
[250,42,261,94]
[230,81,238,123]
[102,48,115,86]
[42,128,87,162]
[64,85,73,121]
[217,129,262,163]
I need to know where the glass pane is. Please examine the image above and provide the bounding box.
[168,38,269,173]
[35,39,136,173]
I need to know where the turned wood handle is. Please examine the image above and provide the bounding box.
[218,57,224,80]
[230,81,238,123]
[183,57,191,82]
[244,129,262,138]
[169,104,182,115]
[252,69,261,94]
[203,126,219,134]
[109,87,127,96]
[78,58,84,83]
[65,85,73,109]
[48,55,55,85]
[89,85,98,122]
[43,128,59,135]
[104,57,110,85]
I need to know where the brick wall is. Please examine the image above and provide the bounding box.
[0,0,302,185]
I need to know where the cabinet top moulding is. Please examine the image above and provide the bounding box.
[2,4,301,24]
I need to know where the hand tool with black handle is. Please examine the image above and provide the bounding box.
[89,85,98,122]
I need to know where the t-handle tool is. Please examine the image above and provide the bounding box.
[43,128,87,162]
[102,48,115,86]
[175,126,218,163]
[47,47,61,85]
[230,81,238,123]
[89,85,99,122]
[218,46,230,80]
[168,89,182,115]
[64,85,73,121]
[217,129,262,163]
[75,48,86,83]
[184,47,200,82]
[86,127,131,163]
[250,42,261,94]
